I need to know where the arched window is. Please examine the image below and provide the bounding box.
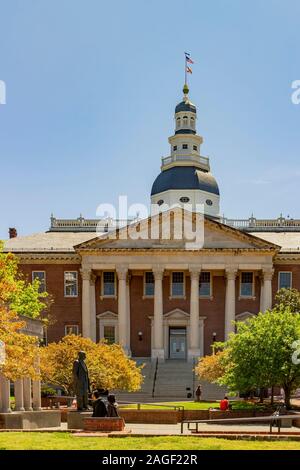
[176,117,181,129]
[183,116,188,126]
[190,117,195,129]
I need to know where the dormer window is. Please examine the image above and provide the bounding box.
[183,116,188,126]
[182,144,188,149]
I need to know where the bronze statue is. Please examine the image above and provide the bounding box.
[72,351,91,411]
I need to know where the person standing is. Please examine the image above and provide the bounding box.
[195,385,202,402]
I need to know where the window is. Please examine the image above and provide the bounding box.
[157,199,164,206]
[206,199,213,206]
[193,145,197,151]
[65,325,79,336]
[182,144,188,149]
[173,145,177,151]
[64,271,78,297]
[278,272,292,289]
[190,117,195,129]
[171,272,184,297]
[199,272,211,297]
[103,271,115,296]
[176,117,181,128]
[179,196,190,203]
[183,116,188,126]
[240,272,254,297]
[104,326,115,344]
[144,272,154,297]
[32,271,46,293]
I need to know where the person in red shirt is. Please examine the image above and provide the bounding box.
[220,396,229,411]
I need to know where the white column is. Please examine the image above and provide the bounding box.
[81,268,92,338]
[152,267,165,360]
[90,273,97,342]
[0,374,11,413]
[188,267,201,361]
[32,380,42,411]
[225,267,237,340]
[261,267,274,312]
[23,377,33,411]
[117,266,129,354]
[126,274,131,356]
[32,356,42,411]
[14,379,25,411]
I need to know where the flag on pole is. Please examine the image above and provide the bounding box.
[185,52,194,64]
[186,66,193,74]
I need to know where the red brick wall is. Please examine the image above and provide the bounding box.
[273,264,300,304]
[18,262,300,356]
[19,263,82,343]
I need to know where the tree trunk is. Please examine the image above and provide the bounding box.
[283,385,292,409]
[259,388,264,403]
[271,386,274,406]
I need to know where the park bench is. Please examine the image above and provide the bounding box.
[180,413,299,434]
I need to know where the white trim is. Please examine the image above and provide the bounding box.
[64,271,78,297]
[32,270,46,292]
[199,271,212,298]
[239,271,255,298]
[101,270,117,299]
[64,324,79,336]
[97,311,119,343]
[143,271,154,298]
[278,271,293,290]
[170,271,186,299]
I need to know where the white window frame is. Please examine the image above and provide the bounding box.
[101,271,117,298]
[97,312,119,343]
[170,271,185,299]
[64,271,78,298]
[239,271,255,298]
[64,325,79,336]
[199,272,212,298]
[278,271,292,290]
[103,325,116,344]
[144,271,154,298]
[32,270,46,293]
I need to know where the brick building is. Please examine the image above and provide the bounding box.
[4,84,300,363]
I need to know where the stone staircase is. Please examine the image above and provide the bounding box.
[114,358,226,403]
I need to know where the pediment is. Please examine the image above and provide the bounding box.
[235,311,255,322]
[164,308,190,319]
[74,209,280,252]
[96,311,118,320]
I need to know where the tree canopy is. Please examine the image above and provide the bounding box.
[40,335,143,395]
[215,309,300,408]
[0,242,50,380]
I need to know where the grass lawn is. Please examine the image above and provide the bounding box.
[0,433,299,450]
[121,401,268,411]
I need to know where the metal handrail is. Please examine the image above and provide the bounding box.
[151,358,158,399]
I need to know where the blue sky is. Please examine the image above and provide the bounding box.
[0,0,300,239]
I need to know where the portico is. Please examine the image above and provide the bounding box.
[75,213,279,362]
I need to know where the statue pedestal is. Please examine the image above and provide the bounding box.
[67,410,92,430]
[0,410,61,429]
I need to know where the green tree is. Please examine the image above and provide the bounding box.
[217,309,300,409]
[274,288,300,313]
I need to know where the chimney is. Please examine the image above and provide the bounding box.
[9,227,17,239]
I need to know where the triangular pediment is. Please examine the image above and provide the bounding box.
[164,309,190,319]
[74,209,280,252]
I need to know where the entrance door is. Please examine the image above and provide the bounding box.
[169,328,186,359]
